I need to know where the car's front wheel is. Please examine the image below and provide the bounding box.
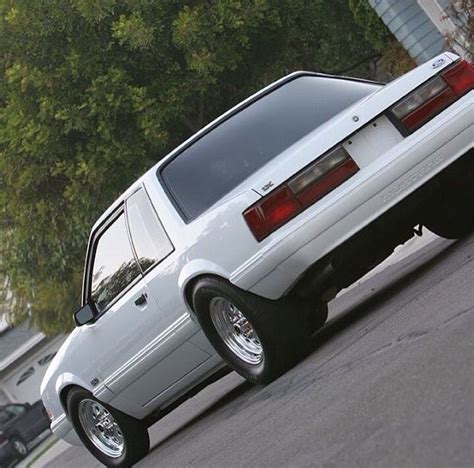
[10,436,28,459]
[67,388,149,467]
[192,277,312,384]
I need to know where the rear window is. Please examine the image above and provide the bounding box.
[161,75,380,221]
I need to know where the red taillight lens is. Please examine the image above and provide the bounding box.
[244,147,358,241]
[289,149,358,206]
[244,186,301,241]
[399,85,456,132]
[391,60,474,133]
[442,59,474,95]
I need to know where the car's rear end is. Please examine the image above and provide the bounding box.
[231,53,473,301]
[159,52,472,304]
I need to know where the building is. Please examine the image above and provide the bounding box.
[0,278,65,405]
[0,321,65,405]
[369,0,470,63]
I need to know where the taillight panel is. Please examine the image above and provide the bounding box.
[442,59,474,95]
[244,147,359,241]
[390,60,474,134]
[244,60,473,242]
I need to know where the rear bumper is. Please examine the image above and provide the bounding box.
[230,91,473,299]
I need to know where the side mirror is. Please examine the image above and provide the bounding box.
[74,303,97,327]
[23,403,31,410]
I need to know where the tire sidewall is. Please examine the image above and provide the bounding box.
[193,278,308,384]
[67,388,144,467]
[193,282,268,382]
[10,437,27,459]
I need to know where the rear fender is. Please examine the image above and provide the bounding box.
[178,260,231,313]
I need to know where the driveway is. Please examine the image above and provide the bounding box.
[42,232,474,467]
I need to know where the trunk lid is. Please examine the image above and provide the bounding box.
[249,52,458,196]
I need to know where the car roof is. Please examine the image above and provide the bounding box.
[91,71,381,232]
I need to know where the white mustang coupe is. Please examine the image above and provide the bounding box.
[41,52,473,467]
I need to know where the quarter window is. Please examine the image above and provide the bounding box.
[126,189,173,272]
[90,213,140,312]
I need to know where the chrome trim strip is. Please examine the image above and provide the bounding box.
[103,314,189,388]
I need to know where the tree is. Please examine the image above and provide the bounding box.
[348,0,415,78]
[0,0,376,334]
[444,0,473,62]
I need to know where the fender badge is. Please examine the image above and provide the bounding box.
[91,377,99,387]
[431,58,445,69]
[261,181,274,192]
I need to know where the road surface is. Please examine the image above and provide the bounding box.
[44,232,474,467]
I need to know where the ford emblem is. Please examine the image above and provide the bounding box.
[431,58,445,69]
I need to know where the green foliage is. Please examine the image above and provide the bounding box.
[348,0,394,51]
[0,0,375,334]
[444,0,473,62]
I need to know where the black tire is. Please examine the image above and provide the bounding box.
[192,277,312,384]
[10,436,28,460]
[424,153,474,239]
[424,213,473,239]
[424,196,474,239]
[307,301,329,333]
[67,388,149,467]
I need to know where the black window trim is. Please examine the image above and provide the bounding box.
[84,204,143,318]
[82,185,176,318]
[125,185,175,277]
[157,71,385,223]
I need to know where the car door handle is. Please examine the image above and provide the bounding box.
[134,293,148,306]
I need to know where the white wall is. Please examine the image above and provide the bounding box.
[0,336,65,404]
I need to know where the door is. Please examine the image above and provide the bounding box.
[85,197,209,410]
[118,188,211,405]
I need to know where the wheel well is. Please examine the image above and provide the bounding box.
[59,384,82,416]
[184,273,226,313]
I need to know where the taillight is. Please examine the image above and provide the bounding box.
[390,60,474,133]
[442,59,474,95]
[288,147,358,206]
[244,147,358,241]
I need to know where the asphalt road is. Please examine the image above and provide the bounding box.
[46,233,474,468]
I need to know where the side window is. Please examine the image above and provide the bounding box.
[90,213,141,313]
[0,409,13,424]
[6,405,26,417]
[126,189,173,272]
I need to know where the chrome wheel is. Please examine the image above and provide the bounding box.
[12,439,27,456]
[78,399,124,458]
[209,297,264,365]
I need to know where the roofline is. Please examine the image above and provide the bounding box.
[0,332,46,372]
[90,70,382,232]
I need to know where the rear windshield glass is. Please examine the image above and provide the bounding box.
[161,75,380,221]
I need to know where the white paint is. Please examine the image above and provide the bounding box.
[40,53,473,450]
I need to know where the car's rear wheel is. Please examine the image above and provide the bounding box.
[192,277,312,384]
[424,211,473,239]
[423,190,474,239]
[67,388,149,467]
[307,301,328,333]
[10,436,28,459]
[424,152,473,239]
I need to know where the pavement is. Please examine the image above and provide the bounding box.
[16,436,70,468]
[24,229,473,467]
